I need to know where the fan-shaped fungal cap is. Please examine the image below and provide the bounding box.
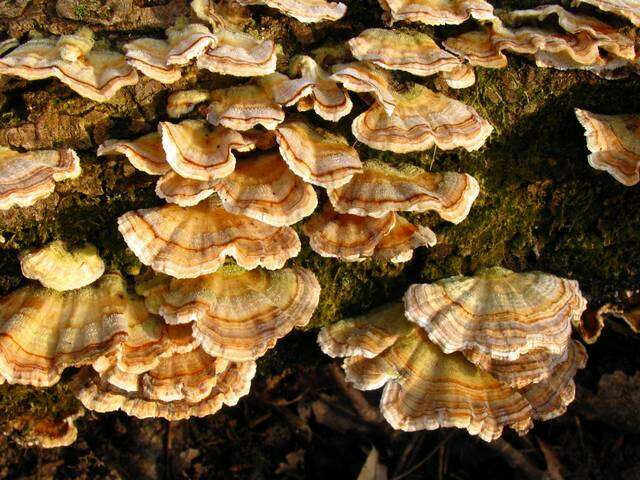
[330,62,397,115]
[0,273,130,386]
[197,29,277,77]
[191,0,253,29]
[578,0,640,26]
[236,0,347,23]
[160,120,255,181]
[404,267,587,361]
[378,0,495,25]
[97,132,170,176]
[352,84,493,153]
[328,161,480,224]
[167,89,212,118]
[440,64,476,89]
[117,199,301,278]
[275,119,362,188]
[0,147,81,210]
[0,38,18,57]
[123,38,182,84]
[348,29,462,77]
[156,171,217,207]
[372,215,437,263]
[257,72,315,107]
[302,204,396,261]
[57,29,94,62]
[20,241,105,291]
[165,22,217,65]
[575,109,640,186]
[213,151,318,226]
[206,84,285,130]
[11,408,84,449]
[142,266,320,361]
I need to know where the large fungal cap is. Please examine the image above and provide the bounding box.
[302,204,396,261]
[97,132,170,176]
[159,120,255,181]
[327,161,480,224]
[213,151,318,226]
[404,267,587,361]
[275,119,362,188]
[20,241,105,291]
[123,38,182,84]
[117,199,301,278]
[318,304,533,441]
[142,266,320,361]
[575,109,640,186]
[378,0,494,25]
[206,84,285,130]
[0,273,130,386]
[352,83,493,153]
[0,147,81,210]
[578,0,640,26]
[197,29,277,77]
[348,29,462,77]
[372,214,437,263]
[236,0,347,23]
[330,62,397,115]
[155,171,217,207]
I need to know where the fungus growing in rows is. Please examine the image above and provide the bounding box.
[330,62,397,115]
[0,147,81,210]
[577,0,640,26]
[275,119,362,188]
[141,266,320,361]
[213,151,318,226]
[155,171,217,207]
[372,214,437,263]
[403,267,587,361]
[206,84,285,130]
[327,161,480,224]
[117,199,301,278]
[235,0,347,23]
[9,408,84,449]
[351,84,493,153]
[575,108,640,186]
[20,241,105,291]
[97,132,171,176]
[377,0,494,25]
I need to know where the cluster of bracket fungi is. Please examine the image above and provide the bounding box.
[0,0,638,448]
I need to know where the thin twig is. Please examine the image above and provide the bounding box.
[392,431,457,480]
[487,438,547,480]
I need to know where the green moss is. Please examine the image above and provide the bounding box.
[0,382,79,423]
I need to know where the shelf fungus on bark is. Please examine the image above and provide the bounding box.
[318,304,534,441]
[372,214,437,263]
[213,151,318,226]
[351,84,493,153]
[257,72,316,107]
[117,199,301,278]
[404,267,587,362]
[155,171,217,207]
[0,273,131,386]
[577,0,640,26]
[0,147,81,210]
[166,89,213,118]
[439,63,476,89]
[20,241,105,291]
[141,266,320,361]
[160,120,255,181]
[236,0,347,23]
[97,132,171,176]
[330,62,397,115]
[275,119,362,188]
[327,161,479,224]
[377,0,494,25]
[0,38,18,57]
[348,29,462,78]
[575,109,640,186]
[206,84,285,130]
[71,359,256,420]
[10,408,84,449]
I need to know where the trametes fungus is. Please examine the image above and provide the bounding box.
[117,199,301,278]
[213,151,318,226]
[0,147,81,210]
[0,38,18,57]
[577,0,640,26]
[0,29,138,102]
[167,89,213,118]
[318,304,534,441]
[575,108,640,186]
[20,241,105,291]
[236,0,347,23]
[206,84,285,130]
[141,266,320,361]
[372,214,437,263]
[10,408,84,449]
[377,0,495,25]
[97,132,171,176]
[328,161,480,224]
[351,84,493,153]
[155,171,217,206]
[275,119,362,188]
[330,62,397,115]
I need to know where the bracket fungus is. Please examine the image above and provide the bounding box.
[275,119,362,188]
[97,132,171,176]
[142,266,320,361]
[0,147,81,210]
[327,161,480,224]
[372,214,437,263]
[236,0,347,23]
[377,0,495,25]
[167,89,214,118]
[206,84,285,130]
[330,62,397,116]
[20,241,105,291]
[575,108,640,186]
[577,0,640,26]
[155,171,217,207]
[10,409,84,449]
[257,72,316,107]
[117,199,301,278]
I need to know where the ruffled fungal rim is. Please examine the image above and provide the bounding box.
[236,0,347,23]
[377,0,495,26]
[97,132,170,176]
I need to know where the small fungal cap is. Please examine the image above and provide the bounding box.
[155,171,217,207]
[0,147,81,210]
[11,408,84,449]
[404,267,587,361]
[20,241,105,291]
[206,84,285,130]
[0,38,18,57]
[275,119,362,188]
[165,22,217,65]
[439,64,476,89]
[257,72,315,106]
[378,0,495,25]
[577,0,640,26]
[328,161,480,224]
[214,151,318,226]
[575,109,640,186]
[330,61,397,115]
[57,28,94,62]
[124,38,182,84]
[166,89,212,118]
[117,199,301,278]
[191,0,253,29]
[348,29,461,77]
[372,215,437,263]
[97,132,170,176]
[442,28,506,68]
[236,0,347,23]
